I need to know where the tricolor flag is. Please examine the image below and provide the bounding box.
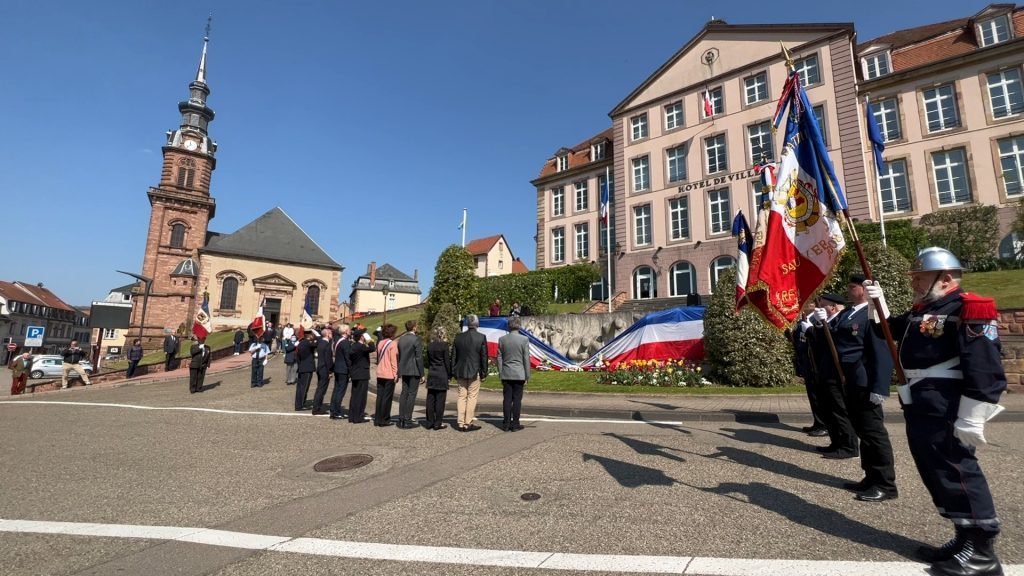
[864,96,886,173]
[702,87,714,118]
[731,212,753,311]
[192,291,212,339]
[744,71,847,329]
[296,301,314,340]
[599,175,610,225]
[249,298,266,339]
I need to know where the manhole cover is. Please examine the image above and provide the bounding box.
[520,492,541,501]
[314,454,373,472]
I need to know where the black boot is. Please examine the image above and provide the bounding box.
[917,525,968,563]
[929,529,1003,576]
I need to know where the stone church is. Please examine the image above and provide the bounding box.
[129,34,342,344]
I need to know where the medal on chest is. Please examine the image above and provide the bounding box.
[919,314,947,338]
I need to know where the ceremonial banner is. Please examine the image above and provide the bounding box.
[192,292,212,339]
[745,73,846,329]
[731,212,753,311]
[249,299,266,338]
[296,302,313,340]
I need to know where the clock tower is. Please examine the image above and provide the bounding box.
[130,28,218,345]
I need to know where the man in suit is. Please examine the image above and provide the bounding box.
[497,315,531,432]
[295,331,316,411]
[832,274,897,503]
[163,331,180,372]
[188,337,212,393]
[311,327,334,415]
[809,294,859,459]
[329,324,352,420]
[452,314,488,431]
[8,352,31,395]
[396,320,424,429]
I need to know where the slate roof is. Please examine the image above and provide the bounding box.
[373,263,415,281]
[202,207,342,270]
[351,263,421,294]
[109,282,139,295]
[535,127,614,181]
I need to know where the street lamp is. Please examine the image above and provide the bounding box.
[117,270,153,343]
[381,279,395,327]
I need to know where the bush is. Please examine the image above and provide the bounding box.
[594,358,706,387]
[917,205,1000,269]
[822,241,914,317]
[703,268,795,387]
[429,302,462,349]
[475,263,600,315]
[851,220,928,264]
[423,245,477,330]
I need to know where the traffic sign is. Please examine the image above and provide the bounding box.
[6,343,15,352]
[25,326,45,347]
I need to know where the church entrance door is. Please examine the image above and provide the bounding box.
[264,298,281,328]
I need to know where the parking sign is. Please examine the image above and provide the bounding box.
[25,326,45,347]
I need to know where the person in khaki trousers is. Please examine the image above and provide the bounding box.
[451,314,488,432]
[61,340,91,389]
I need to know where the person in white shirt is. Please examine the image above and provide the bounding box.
[248,339,269,387]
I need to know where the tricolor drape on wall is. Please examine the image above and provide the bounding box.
[580,307,704,369]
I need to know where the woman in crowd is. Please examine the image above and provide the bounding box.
[282,334,298,385]
[373,324,399,426]
[347,328,373,424]
[424,326,452,430]
[126,339,144,378]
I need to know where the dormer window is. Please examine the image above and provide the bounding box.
[557,154,569,172]
[861,51,891,80]
[978,14,1012,47]
[591,141,606,160]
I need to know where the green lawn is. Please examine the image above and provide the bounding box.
[475,370,806,395]
[103,330,236,371]
[962,269,1024,308]
[545,302,591,314]
[351,305,425,334]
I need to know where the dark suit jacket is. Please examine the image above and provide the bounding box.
[163,335,179,355]
[332,338,352,375]
[297,339,316,374]
[316,338,333,372]
[189,343,211,371]
[452,328,488,380]
[832,304,893,396]
[426,341,452,390]
[348,341,372,380]
[397,332,423,377]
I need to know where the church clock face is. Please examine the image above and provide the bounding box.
[184,139,198,151]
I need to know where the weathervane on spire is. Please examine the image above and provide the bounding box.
[205,14,212,41]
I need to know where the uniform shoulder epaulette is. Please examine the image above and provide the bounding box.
[960,292,998,321]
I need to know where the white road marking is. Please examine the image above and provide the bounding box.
[3,518,1022,574]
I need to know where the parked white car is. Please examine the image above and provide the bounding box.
[30,355,94,380]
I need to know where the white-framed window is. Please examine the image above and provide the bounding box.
[575,223,589,260]
[574,180,589,211]
[591,141,606,160]
[552,187,564,216]
[666,145,687,183]
[862,52,891,80]
[705,134,727,174]
[871,97,901,142]
[632,156,650,192]
[102,328,118,339]
[633,204,652,246]
[710,256,737,291]
[708,188,730,235]
[987,68,1024,119]
[978,15,1012,47]
[633,266,657,300]
[668,196,689,241]
[932,148,971,206]
[795,55,821,87]
[665,101,684,130]
[812,104,828,145]
[922,84,960,132]
[704,86,724,118]
[669,261,697,296]
[631,113,649,141]
[878,159,912,214]
[748,121,774,164]
[744,72,768,105]
[557,155,569,172]
[551,227,565,263]
[998,135,1024,197]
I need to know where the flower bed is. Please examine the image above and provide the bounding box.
[594,359,708,388]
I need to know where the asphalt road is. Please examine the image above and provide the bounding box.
[1,360,1021,576]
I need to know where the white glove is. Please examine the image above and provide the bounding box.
[953,397,1006,447]
[869,393,885,405]
[863,280,890,323]
[813,308,827,322]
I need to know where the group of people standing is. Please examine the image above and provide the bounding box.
[792,248,1008,576]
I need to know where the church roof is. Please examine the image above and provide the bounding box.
[171,257,198,277]
[202,207,342,270]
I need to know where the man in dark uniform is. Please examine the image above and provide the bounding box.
[808,293,858,459]
[188,336,211,393]
[329,324,352,420]
[163,331,180,372]
[834,274,897,502]
[295,331,317,411]
[309,327,334,415]
[867,247,1006,576]
[790,302,828,436]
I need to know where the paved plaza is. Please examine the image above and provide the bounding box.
[1,358,1022,575]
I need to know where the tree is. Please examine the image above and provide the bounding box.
[917,205,1000,269]
[822,242,914,317]
[421,245,478,331]
[703,268,795,387]
[851,220,928,264]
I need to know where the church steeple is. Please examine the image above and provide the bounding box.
[174,17,216,144]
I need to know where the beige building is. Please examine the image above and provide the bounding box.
[349,262,422,314]
[536,21,865,300]
[465,235,529,278]
[858,4,1024,258]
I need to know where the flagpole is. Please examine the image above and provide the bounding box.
[461,208,467,247]
[605,165,613,313]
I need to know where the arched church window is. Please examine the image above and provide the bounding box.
[176,157,196,188]
[219,277,238,310]
[169,223,186,248]
[305,285,321,316]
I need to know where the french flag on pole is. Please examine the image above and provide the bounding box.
[249,298,266,339]
[192,291,212,339]
[731,212,753,312]
[702,87,715,118]
[599,176,610,225]
[296,301,314,340]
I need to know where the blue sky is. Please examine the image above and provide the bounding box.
[1,0,980,306]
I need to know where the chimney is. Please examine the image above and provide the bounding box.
[368,261,376,287]
[413,269,418,281]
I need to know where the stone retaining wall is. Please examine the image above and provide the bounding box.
[999,308,1024,393]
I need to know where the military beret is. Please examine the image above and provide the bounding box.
[849,273,866,285]
[818,293,845,305]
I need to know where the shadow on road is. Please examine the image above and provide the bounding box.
[716,427,819,453]
[722,409,803,433]
[581,453,679,488]
[198,381,221,392]
[705,445,846,488]
[627,399,681,411]
[604,433,686,463]
[629,411,693,434]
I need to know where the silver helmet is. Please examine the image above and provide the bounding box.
[910,247,963,273]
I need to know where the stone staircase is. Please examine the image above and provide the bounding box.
[610,296,702,316]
